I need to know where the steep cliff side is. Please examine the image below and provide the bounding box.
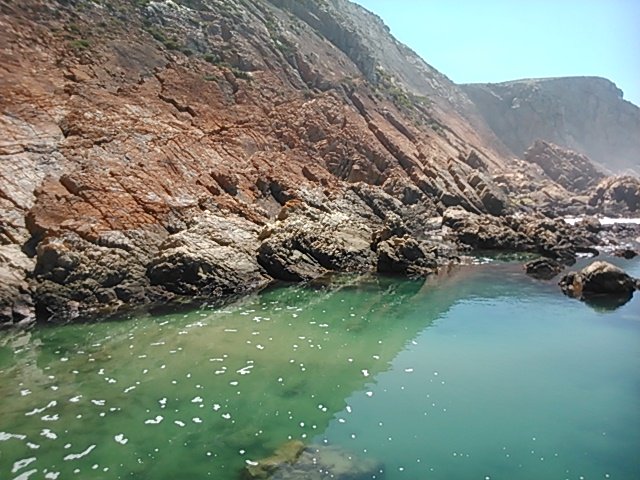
[0,0,635,325]
[461,77,640,174]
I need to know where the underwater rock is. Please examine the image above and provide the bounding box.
[243,440,306,480]
[243,443,383,480]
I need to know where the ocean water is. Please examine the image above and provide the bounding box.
[0,258,638,480]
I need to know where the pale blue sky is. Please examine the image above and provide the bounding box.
[353,0,640,106]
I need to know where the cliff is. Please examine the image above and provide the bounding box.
[461,77,640,174]
[0,0,638,325]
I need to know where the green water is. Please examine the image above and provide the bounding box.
[1,259,639,480]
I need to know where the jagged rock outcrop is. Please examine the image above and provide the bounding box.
[0,0,637,325]
[461,77,640,174]
[523,140,605,192]
[442,207,600,264]
[589,175,640,215]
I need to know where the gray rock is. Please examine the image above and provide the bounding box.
[559,261,637,302]
[0,245,35,327]
[258,203,376,282]
[375,236,437,276]
[147,212,268,296]
[524,258,564,280]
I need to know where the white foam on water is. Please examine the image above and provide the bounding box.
[144,416,163,425]
[12,457,36,473]
[63,444,96,461]
[25,401,57,416]
[12,468,38,480]
[564,217,640,226]
[0,432,27,441]
[40,430,57,440]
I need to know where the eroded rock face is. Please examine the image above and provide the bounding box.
[589,176,640,215]
[0,245,35,327]
[462,77,640,174]
[523,140,605,192]
[442,207,599,264]
[0,0,637,323]
[147,212,269,296]
[257,202,376,282]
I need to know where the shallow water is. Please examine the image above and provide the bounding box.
[1,258,639,480]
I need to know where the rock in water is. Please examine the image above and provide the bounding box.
[243,443,382,480]
[243,440,305,480]
[524,258,564,280]
[559,261,638,306]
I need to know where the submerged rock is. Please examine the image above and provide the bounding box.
[559,261,638,306]
[524,258,564,280]
[243,440,305,480]
[243,443,382,480]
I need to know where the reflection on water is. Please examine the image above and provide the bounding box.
[1,260,639,480]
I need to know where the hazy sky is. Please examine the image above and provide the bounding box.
[352,0,640,106]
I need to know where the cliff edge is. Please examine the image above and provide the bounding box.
[461,77,640,174]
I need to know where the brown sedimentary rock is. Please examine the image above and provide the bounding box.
[0,0,637,324]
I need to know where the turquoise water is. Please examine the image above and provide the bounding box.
[0,258,638,480]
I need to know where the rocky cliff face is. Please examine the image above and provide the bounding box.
[461,77,640,174]
[0,0,637,325]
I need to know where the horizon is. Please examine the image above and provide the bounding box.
[352,0,640,107]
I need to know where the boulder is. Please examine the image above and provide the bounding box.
[559,261,638,303]
[589,176,640,214]
[375,236,437,277]
[147,212,268,296]
[524,258,564,280]
[258,204,376,282]
[612,248,638,259]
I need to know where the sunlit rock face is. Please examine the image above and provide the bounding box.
[0,0,637,324]
[461,77,640,175]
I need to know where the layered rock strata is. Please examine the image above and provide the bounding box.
[0,0,638,325]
